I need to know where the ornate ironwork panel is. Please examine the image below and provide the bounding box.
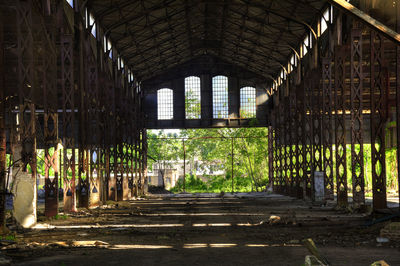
[370,31,388,210]
[60,34,76,212]
[350,28,365,204]
[304,78,313,198]
[322,57,334,200]
[295,84,305,198]
[334,45,348,207]
[16,0,34,102]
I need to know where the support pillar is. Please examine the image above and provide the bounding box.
[44,114,59,217]
[295,85,305,199]
[370,31,388,210]
[267,126,273,189]
[350,28,365,205]
[60,34,77,212]
[0,18,6,228]
[304,78,313,198]
[13,0,38,227]
[334,45,349,207]
[322,57,334,200]
[397,0,400,211]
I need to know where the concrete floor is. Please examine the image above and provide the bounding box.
[3,193,400,266]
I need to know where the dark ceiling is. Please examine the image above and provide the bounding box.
[88,0,328,82]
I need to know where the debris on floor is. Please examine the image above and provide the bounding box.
[380,222,400,241]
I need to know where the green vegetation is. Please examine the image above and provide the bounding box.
[0,234,16,241]
[53,214,68,220]
[148,127,399,194]
[148,127,269,193]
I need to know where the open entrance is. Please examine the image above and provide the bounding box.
[147,128,269,194]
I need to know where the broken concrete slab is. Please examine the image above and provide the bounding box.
[12,170,36,228]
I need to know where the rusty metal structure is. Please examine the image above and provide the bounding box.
[0,0,400,228]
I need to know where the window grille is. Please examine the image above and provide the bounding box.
[212,76,228,119]
[240,87,256,118]
[157,88,173,120]
[185,76,201,119]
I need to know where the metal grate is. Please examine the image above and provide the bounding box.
[185,76,201,119]
[240,87,256,118]
[157,88,173,120]
[212,76,228,119]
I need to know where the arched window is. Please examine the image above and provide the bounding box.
[66,0,74,7]
[212,76,228,119]
[185,76,201,119]
[157,88,173,120]
[240,87,256,118]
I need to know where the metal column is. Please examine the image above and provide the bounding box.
[322,57,334,200]
[350,28,365,205]
[334,45,349,207]
[370,31,388,210]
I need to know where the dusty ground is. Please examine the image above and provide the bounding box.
[1,193,400,266]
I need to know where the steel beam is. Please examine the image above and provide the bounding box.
[295,84,305,199]
[304,77,313,198]
[60,34,77,212]
[322,57,334,200]
[397,0,400,212]
[370,31,388,210]
[350,28,365,205]
[328,0,400,44]
[334,45,348,207]
[0,17,6,228]
[311,69,323,200]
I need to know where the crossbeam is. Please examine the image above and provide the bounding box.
[328,0,400,44]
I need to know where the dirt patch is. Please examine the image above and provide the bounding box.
[2,194,400,266]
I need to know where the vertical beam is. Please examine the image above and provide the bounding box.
[289,87,297,197]
[44,114,59,217]
[334,45,348,207]
[42,9,59,216]
[350,28,365,205]
[60,34,77,212]
[16,0,34,102]
[370,31,387,210]
[231,137,234,193]
[87,47,100,207]
[284,96,291,195]
[295,84,305,199]
[268,126,273,189]
[397,0,400,211]
[275,99,283,193]
[322,57,334,200]
[0,16,6,229]
[183,139,186,192]
[311,70,323,199]
[304,77,313,198]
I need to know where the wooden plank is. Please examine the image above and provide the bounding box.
[328,0,400,44]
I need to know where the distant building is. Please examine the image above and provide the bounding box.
[147,160,224,189]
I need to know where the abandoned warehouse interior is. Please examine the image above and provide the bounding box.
[1,0,400,265]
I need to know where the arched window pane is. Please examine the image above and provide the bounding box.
[66,0,74,7]
[240,87,256,118]
[185,76,201,119]
[158,88,173,120]
[212,76,228,119]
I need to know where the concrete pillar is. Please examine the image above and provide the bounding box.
[228,76,239,120]
[201,74,212,126]
[173,78,185,127]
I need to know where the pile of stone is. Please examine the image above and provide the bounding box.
[380,222,400,241]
